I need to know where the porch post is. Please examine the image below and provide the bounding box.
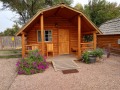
[78,15,81,57]
[21,32,25,57]
[40,14,44,55]
[93,31,97,50]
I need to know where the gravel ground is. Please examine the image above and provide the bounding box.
[8,55,120,90]
[0,56,120,90]
[0,58,18,90]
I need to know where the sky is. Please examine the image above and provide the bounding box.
[0,0,120,32]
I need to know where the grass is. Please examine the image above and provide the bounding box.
[0,49,22,58]
[0,55,22,59]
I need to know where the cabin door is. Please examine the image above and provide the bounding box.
[59,29,69,54]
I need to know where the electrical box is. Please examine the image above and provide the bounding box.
[118,39,120,44]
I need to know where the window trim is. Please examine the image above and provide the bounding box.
[37,30,41,42]
[37,30,53,43]
[44,30,52,42]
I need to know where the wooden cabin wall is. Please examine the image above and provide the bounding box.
[26,16,78,56]
[69,28,78,53]
[97,35,120,49]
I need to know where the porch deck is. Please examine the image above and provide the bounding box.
[46,54,78,63]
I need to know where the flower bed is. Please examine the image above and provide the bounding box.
[16,50,49,75]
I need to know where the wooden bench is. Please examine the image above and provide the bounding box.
[25,44,39,53]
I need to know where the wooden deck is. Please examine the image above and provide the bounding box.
[46,54,78,63]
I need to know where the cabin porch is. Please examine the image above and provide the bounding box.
[19,4,98,58]
[46,54,77,62]
[21,29,97,58]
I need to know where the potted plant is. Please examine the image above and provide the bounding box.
[82,48,104,63]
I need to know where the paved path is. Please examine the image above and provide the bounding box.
[0,59,18,90]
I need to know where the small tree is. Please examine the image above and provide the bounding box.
[74,3,84,11]
[0,24,19,36]
[0,0,73,25]
[84,0,120,26]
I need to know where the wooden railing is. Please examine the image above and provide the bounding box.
[110,47,120,55]
[81,42,94,52]
[25,44,39,53]
[71,42,94,54]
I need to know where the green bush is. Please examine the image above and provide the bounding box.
[82,48,104,63]
[16,49,49,75]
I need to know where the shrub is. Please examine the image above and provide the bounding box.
[16,49,49,75]
[82,51,90,64]
[82,48,104,63]
[94,48,104,58]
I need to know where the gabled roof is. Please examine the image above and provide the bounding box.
[16,4,102,36]
[99,18,120,35]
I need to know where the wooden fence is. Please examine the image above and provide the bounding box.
[0,36,21,50]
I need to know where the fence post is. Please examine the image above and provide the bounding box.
[107,44,111,58]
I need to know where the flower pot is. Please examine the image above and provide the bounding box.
[89,55,97,63]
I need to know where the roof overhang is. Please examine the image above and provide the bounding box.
[16,4,102,36]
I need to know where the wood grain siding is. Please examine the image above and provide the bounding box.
[21,32,25,57]
[40,14,44,55]
[77,15,81,57]
[69,27,78,52]
[93,32,97,50]
[26,16,78,55]
[97,35,120,48]
[27,29,37,44]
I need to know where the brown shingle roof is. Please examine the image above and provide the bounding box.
[99,18,120,35]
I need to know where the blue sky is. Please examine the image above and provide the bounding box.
[0,0,120,32]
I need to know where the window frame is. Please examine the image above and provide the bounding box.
[37,30,41,42]
[37,30,52,43]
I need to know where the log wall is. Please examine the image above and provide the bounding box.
[26,16,78,55]
[97,35,120,49]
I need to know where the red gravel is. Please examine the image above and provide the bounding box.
[9,55,120,90]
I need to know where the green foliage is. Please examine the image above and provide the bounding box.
[74,0,120,26]
[82,51,90,64]
[16,49,49,75]
[83,35,93,42]
[0,24,19,36]
[84,0,120,26]
[74,3,83,11]
[0,32,4,36]
[0,0,73,25]
[92,48,104,58]
[82,48,104,63]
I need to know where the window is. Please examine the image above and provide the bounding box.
[37,31,41,42]
[44,30,52,41]
[37,30,52,42]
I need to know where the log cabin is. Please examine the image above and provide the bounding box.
[16,4,102,58]
[97,18,120,49]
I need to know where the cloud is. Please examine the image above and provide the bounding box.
[0,2,18,32]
